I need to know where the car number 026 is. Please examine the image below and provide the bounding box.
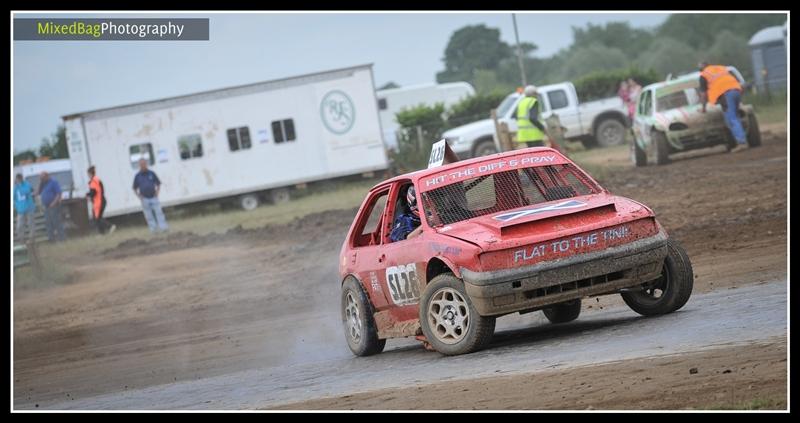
[386,264,421,305]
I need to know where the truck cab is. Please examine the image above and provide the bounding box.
[443,82,629,159]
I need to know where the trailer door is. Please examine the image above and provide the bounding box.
[64,117,91,216]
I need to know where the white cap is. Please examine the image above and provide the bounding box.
[524,85,538,96]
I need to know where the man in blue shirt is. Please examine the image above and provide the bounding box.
[14,173,37,241]
[133,158,169,233]
[38,171,66,242]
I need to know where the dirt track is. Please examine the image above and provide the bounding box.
[13,125,787,410]
[274,338,787,410]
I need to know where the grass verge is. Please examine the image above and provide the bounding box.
[13,179,377,290]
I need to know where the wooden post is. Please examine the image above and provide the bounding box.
[26,239,42,280]
[501,122,514,151]
[491,109,501,151]
[492,109,513,152]
[545,113,569,156]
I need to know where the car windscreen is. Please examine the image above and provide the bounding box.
[656,91,692,111]
[496,94,519,118]
[655,80,700,111]
[421,164,600,227]
[27,170,74,193]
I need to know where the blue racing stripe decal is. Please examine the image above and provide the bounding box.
[493,200,587,222]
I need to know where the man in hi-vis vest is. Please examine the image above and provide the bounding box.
[698,62,747,153]
[515,85,548,148]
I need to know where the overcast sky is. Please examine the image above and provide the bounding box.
[12,12,669,152]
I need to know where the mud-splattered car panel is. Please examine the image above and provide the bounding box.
[633,73,754,152]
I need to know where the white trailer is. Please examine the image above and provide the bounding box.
[376,82,475,150]
[13,158,89,242]
[63,64,388,217]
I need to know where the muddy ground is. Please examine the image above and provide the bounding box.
[274,338,787,410]
[13,124,787,410]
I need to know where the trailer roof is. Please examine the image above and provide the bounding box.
[749,24,786,46]
[376,81,475,96]
[62,63,374,121]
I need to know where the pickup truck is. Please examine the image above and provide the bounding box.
[442,82,629,158]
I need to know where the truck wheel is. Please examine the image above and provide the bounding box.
[239,194,259,211]
[746,113,762,148]
[473,138,498,157]
[621,239,693,316]
[595,118,626,147]
[270,188,290,204]
[342,277,386,356]
[419,273,495,355]
[631,138,647,167]
[650,131,671,165]
[543,299,581,324]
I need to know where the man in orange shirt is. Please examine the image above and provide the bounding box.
[87,166,116,235]
[698,62,748,153]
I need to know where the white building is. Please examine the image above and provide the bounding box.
[13,158,76,200]
[749,23,788,93]
[376,82,475,150]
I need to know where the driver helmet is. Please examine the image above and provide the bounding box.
[406,186,419,217]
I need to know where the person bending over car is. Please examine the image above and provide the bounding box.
[390,186,422,242]
[698,61,747,153]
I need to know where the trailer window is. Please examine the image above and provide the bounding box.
[378,98,388,110]
[271,119,297,144]
[129,143,154,169]
[178,134,203,160]
[227,127,252,152]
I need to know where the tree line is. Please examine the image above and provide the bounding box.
[386,13,785,171]
[16,14,784,168]
[436,14,785,97]
[14,125,68,165]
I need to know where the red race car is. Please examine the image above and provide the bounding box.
[340,147,692,356]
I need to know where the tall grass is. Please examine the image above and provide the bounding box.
[748,91,787,125]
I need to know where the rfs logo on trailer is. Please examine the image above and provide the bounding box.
[321,90,355,135]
